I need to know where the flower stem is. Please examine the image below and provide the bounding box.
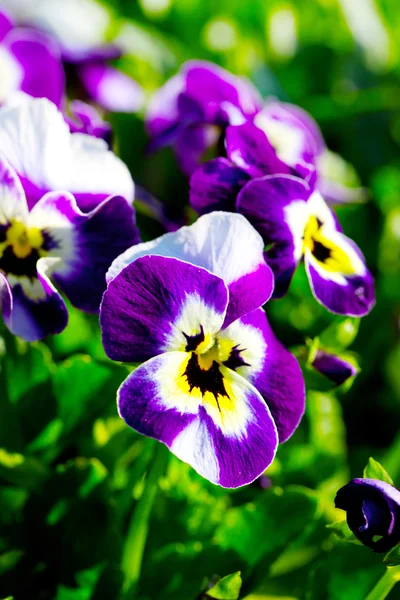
[121,442,168,598]
[365,566,400,600]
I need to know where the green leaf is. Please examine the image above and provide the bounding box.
[363,457,394,485]
[214,486,319,566]
[206,571,242,599]
[0,550,24,576]
[0,448,48,490]
[319,317,360,351]
[383,543,400,566]
[326,520,362,545]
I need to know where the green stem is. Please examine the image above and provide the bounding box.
[121,443,168,598]
[365,566,400,600]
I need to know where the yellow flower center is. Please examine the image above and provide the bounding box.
[303,215,356,275]
[2,220,44,259]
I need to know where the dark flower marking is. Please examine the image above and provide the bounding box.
[183,352,229,411]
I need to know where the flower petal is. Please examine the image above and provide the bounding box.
[221,308,305,442]
[28,191,139,313]
[225,122,293,178]
[5,28,65,107]
[304,230,375,316]
[0,153,29,222]
[189,157,249,216]
[107,212,274,326]
[118,351,278,487]
[237,174,310,297]
[2,257,68,341]
[0,97,134,210]
[101,255,229,363]
[78,62,145,113]
[312,350,358,385]
[0,9,13,42]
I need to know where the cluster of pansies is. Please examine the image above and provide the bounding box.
[0,1,389,539]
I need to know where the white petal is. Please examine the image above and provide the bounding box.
[107,212,265,284]
[0,97,134,202]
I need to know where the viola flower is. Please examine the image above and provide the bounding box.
[64,99,112,146]
[0,155,139,341]
[236,174,375,315]
[190,100,365,214]
[254,101,366,205]
[101,212,305,488]
[146,60,262,176]
[0,9,64,107]
[312,350,358,386]
[335,479,400,552]
[0,96,134,211]
[1,0,144,114]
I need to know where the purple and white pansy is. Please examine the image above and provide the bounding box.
[237,175,375,316]
[101,212,305,488]
[0,155,139,341]
[0,96,134,211]
[146,60,262,176]
[0,9,64,107]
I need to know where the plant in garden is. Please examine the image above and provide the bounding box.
[100,212,305,487]
[0,1,399,598]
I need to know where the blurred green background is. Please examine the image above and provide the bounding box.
[1,0,400,598]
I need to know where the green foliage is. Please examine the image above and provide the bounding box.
[363,458,394,485]
[206,571,242,599]
[1,0,400,598]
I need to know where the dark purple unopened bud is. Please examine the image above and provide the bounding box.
[312,350,357,386]
[335,478,400,552]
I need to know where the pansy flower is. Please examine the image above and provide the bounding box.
[101,213,305,488]
[335,478,400,552]
[236,174,375,315]
[0,9,64,107]
[0,97,134,211]
[1,0,144,114]
[146,60,262,176]
[0,155,139,341]
[190,100,365,214]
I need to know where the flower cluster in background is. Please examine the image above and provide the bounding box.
[0,0,399,599]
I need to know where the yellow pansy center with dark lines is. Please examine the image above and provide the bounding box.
[177,326,249,413]
[302,215,356,275]
[0,219,46,278]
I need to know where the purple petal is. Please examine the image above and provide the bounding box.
[256,101,325,164]
[305,237,375,316]
[145,72,184,139]
[174,123,217,177]
[78,62,145,113]
[223,308,305,443]
[237,175,311,297]
[101,255,229,363]
[5,28,65,107]
[2,258,68,341]
[29,191,139,314]
[312,350,357,385]
[65,100,112,146]
[0,9,13,42]
[118,351,278,488]
[107,212,274,327]
[183,60,262,120]
[225,122,293,178]
[189,157,250,215]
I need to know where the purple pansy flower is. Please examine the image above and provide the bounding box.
[312,350,358,386]
[0,9,64,107]
[190,100,365,213]
[100,212,305,488]
[0,155,139,341]
[253,101,366,205]
[235,174,375,316]
[0,97,134,211]
[335,479,400,552]
[0,0,144,114]
[146,60,262,176]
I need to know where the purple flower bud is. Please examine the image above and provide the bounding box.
[312,350,358,386]
[335,478,400,552]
